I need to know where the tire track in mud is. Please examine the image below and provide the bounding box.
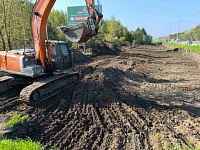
[41,46,200,149]
[0,87,26,113]
[119,103,151,149]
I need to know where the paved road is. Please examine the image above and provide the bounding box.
[192,41,200,45]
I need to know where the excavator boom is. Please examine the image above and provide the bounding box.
[31,0,56,71]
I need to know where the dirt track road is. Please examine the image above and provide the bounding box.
[0,44,200,149]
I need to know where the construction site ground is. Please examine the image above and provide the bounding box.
[0,43,200,149]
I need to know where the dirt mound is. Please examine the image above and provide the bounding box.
[1,45,200,149]
[71,48,91,62]
[86,41,121,55]
[72,67,121,107]
[122,41,132,46]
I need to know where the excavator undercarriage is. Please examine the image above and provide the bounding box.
[0,71,78,106]
[20,72,79,105]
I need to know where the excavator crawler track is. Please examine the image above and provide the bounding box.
[20,72,79,105]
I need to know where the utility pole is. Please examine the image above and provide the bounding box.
[169,22,177,42]
[168,25,172,42]
[177,12,187,42]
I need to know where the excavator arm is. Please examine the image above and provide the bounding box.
[31,0,103,71]
[31,0,56,71]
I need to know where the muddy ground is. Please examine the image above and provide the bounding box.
[0,44,200,149]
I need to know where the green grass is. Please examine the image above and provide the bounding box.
[151,41,163,45]
[71,42,78,48]
[4,113,28,128]
[156,48,178,52]
[85,52,96,58]
[166,146,200,150]
[0,138,44,150]
[164,42,200,53]
[1,113,46,149]
[163,142,200,150]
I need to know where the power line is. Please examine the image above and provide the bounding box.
[186,10,200,21]
[181,20,199,25]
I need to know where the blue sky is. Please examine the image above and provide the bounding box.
[54,0,200,39]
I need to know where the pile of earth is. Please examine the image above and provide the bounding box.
[70,48,91,62]
[81,40,121,55]
[71,41,121,63]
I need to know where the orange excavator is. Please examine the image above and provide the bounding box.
[0,0,103,105]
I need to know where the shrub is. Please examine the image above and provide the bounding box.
[119,37,126,42]
[4,113,28,128]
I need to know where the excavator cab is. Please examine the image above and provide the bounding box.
[48,40,72,72]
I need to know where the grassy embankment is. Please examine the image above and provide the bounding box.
[0,138,44,150]
[0,113,45,149]
[164,42,200,53]
[151,41,163,45]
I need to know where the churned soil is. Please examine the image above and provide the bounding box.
[0,44,200,149]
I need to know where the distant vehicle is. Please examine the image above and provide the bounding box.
[187,40,192,44]
[175,39,180,43]
[187,40,192,45]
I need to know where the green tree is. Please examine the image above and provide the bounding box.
[159,24,200,41]
[107,16,117,36]
[134,27,143,44]
[0,0,33,50]
[47,9,68,41]
[95,17,153,45]
[0,1,68,51]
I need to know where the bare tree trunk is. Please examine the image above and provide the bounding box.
[2,0,12,50]
[0,28,6,50]
[8,0,13,49]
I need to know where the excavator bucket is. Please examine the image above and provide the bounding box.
[59,0,97,43]
[59,23,90,43]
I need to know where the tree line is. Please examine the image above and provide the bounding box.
[181,25,200,41]
[0,0,153,51]
[0,0,33,51]
[95,16,152,45]
[158,25,200,42]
